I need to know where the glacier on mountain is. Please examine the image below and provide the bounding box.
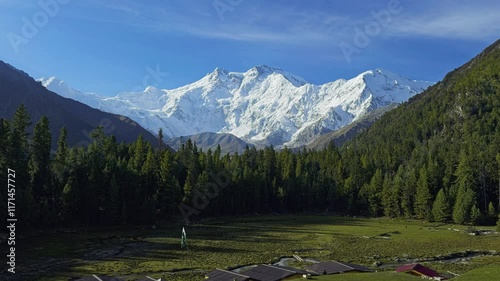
[39,66,433,148]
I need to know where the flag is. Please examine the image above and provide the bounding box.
[181,227,187,249]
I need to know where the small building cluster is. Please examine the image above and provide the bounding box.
[396,263,448,280]
[70,261,447,281]
[305,261,373,275]
[206,261,373,281]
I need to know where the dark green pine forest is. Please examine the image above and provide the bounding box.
[1,40,499,230]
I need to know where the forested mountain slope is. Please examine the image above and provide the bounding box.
[344,39,500,222]
[306,103,398,150]
[0,61,159,148]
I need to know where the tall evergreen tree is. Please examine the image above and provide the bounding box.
[487,202,497,223]
[415,167,432,220]
[108,174,121,224]
[62,176,80,222]
[28,116,53,224]
[366,168,383,216]
[29,116,52,197]
[453,185,475,224]
[8,105,32,225]
[497,154,500,211]
[157,128,164,150]
[432,188,451,222]
[470,204,482,226]
[55,127,68,164]
[382,173,399,217]
[396,166,414,218]
[131,135,146,172]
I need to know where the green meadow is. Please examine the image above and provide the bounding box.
[17,215,499,281]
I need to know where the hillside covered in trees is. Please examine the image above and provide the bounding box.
[346,39,500,224]
[0,40,499,230]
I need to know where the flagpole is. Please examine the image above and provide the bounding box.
[181,227,193,269]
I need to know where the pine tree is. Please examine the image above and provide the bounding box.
[487,202,497,224]
[53,126,70,203]
[62,176,80,222]
[453,186,475,224]
[415,167,432,220]
[55,127,68,164]
[131,135,145,172]
[29,116,52,199]
[183,171,195,203]
[382,173,399,217]
[10,104,31,159]
[109,174,121,224]
[141,146,157,196]
[399,166,415,218]
[470,204,482,226]
[497,154,500,211]
[432,188,451,222]
[28,116,53,224]
[8,105,32,224]
[452,147,478,224]
[157,128,164,151]
[158,151,181,216]
[455,146,477,197]
[367,169,383,216]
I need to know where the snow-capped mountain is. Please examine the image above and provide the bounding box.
[0,61,159,149]
[39,66,433,148]
[39,77,104,109]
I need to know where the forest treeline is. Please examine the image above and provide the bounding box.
[1,41,500,230]
[0,103,498,229]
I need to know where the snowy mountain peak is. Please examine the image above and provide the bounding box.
[358,68,399,80]
[214,67,229,74]
[39,76,74,96]
[348,68,433,104]
[208,67,229,77]
[202,65,308,88]
[37,76,103,108]
[40,76,66,88]
[41,67,434,148]
[144,85,161,92]
[248,65,281,75]
[201,67,233,85]
[243,65,308,87]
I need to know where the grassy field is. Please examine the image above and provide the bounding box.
[12,215,500,280]
[454,265,500,281]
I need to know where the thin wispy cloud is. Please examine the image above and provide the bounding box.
[389,5,500,40]
[3,0,496,95]
[77,1,499,47]
[77,1,352,46]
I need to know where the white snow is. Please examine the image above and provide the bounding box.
[38,66,434,148]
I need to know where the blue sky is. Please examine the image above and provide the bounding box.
[0,0,499,96]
